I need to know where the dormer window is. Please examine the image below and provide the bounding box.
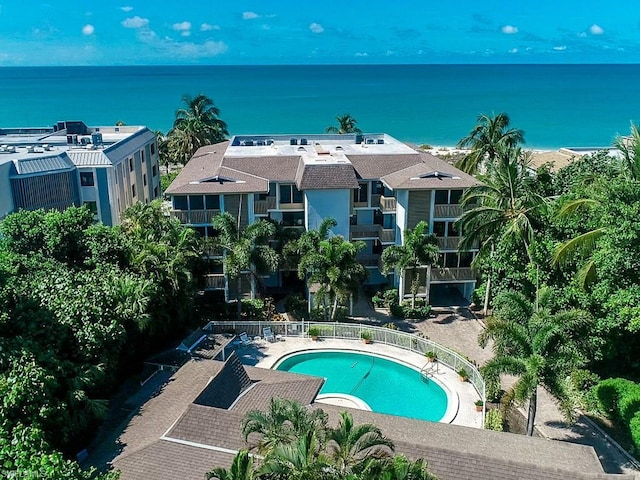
[410,171,460,180]
[189,175,245,185]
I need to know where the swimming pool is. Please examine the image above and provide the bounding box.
[274,350,449,422]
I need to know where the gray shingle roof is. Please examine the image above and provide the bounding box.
[380,152,478,190]
[96,355,631,480]
[222,156,301,182]
[194,352,253,409]
[295,158,359,190]
[347,153,423,179]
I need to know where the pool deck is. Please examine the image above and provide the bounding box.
[234,337,483,429]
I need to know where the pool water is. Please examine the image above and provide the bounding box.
[275,350,448,422]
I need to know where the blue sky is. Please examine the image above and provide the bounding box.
[1,1,639,65]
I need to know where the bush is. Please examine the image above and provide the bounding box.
[485,409,504,432]
[458,368,469,380]
[372,293,385,308]
[308,326,321,338]
[593,378,640,453]
[389,303,405,318]
[383,288,399,307]
[402,305,432,320]
[383,322,398,330]
[240,298,264,319]
[285,294,308,320]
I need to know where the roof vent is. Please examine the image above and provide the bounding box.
[366,138,375,144]
[290,138,298,146]
[335,145,344,151]
[297,146,306,152]
[377,139,384,144]
[300,138,308,145]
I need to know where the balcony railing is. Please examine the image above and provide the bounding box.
[204,274,226,290]
[380,228,395,243]
[356,253,381,267]
[370,194,381,208]
[433,204,463,218]
[170,209,220,224]
[431,267,475,282]
[379,195,396,212]
[436,236,461,250]
[254,196,277,214]
[350,224,381,240]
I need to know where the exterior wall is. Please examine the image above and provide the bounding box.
[407,190,432,228]
[0,164,14,219]
[304,189,351,238]
[395,190,409,244]
[95,168,113,226]
[223,194,249,230]
[11,171,79,212]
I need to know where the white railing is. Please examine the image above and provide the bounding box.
[204,320,485,427]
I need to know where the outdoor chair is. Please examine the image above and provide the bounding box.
[238,332,253,346]
[263,327,276,343]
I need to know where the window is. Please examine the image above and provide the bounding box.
[189,195,204,210]
[353,182,368,203]
[129,157,134,172]
[450,189,463,205]
[132,184,136,198]
[80,171,94,187]
[447,222,458,237]
[459,252,473,268]
[150,143,156,155]
[282,211,305,226]
[152,164,157,177]
[154,186,159,198]
[143,174,147,187]
[279,184,303,204]
[173,195,188,210]
[433,221,446,237]
[141,149,145,163]
[83,201,98,215]
[374,181,385,195]
[205,195,220,210]
[434,190,449,204]
[445,253,458,268]
[193,226,206,237]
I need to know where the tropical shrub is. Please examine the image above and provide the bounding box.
[593,378,640,453]
[284,294,308,320]
[383,288,399,308]
[372,292,385,308]
[484,409,504,432]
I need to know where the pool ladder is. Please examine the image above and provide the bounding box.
[420,362,438,381]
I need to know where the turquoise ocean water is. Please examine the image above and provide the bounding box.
[1,64,639,149]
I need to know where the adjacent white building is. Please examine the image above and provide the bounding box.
[0,120,161,225]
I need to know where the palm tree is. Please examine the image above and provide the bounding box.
[457,146,546,312]
[206,450,254,480]
[359,455,437,480]
[456,112,525,175]
[298,235,368,320]
[242,397,328,455]
[168,93,228,164]
[614,123,640,181]
[326,411,394,476]
[326,114,362,134]
[212,212,279,319]
[381,221,439,308]
[259,430,334,480]
[479,288,589,436]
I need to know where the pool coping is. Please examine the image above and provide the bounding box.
[270,346,460,425]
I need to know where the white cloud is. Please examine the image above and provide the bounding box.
[355,52,368,57]
[508,48,518,54]
[590,24,604,35]
[200,23,219,31]
[120,6,133,12]
[82,24,95,36]
[577,32,587,38]
[172,21,191,32]
[501,25,518,34]
[553,45,567,51]
[309,22,324,34]
[243,11,259,20]
[122,16,149,29]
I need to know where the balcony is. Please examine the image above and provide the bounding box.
[170,209,220,224]
[356,253,381,267]
[254,196,277,215]
[380,228,395,243]
[350,224,382,240]
[204,274,226,290]
[433,204,463,218]
[436,236,461,250]
[431,267,475,282]
[379,195,397,212]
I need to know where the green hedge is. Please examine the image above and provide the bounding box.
[593,378,640,453]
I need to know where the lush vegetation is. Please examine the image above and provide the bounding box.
[0,202,200,477]
[326,114,362,134]
[206,398,437,480]
[457,113,640,440]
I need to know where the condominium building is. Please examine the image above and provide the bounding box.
[0,120,161,225]
[165,133,478,304]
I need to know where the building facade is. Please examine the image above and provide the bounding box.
[0,121,161,225]
[165,133,478,303]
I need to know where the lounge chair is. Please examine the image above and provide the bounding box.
[238,332,253,346]
[263,327,276,343]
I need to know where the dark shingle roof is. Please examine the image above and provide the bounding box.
[222,156,301,182]
[194,352,253,409]
[380,152,478,190]
[347,153,423,179]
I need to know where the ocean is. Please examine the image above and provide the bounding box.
[1,64,639,149]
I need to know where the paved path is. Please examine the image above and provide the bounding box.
[350,297,639,477]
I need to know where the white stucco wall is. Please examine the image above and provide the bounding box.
[305,189,351,238]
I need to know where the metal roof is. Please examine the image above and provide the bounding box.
[11,153,75,176]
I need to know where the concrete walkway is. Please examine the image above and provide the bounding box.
[349,297,639,477]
